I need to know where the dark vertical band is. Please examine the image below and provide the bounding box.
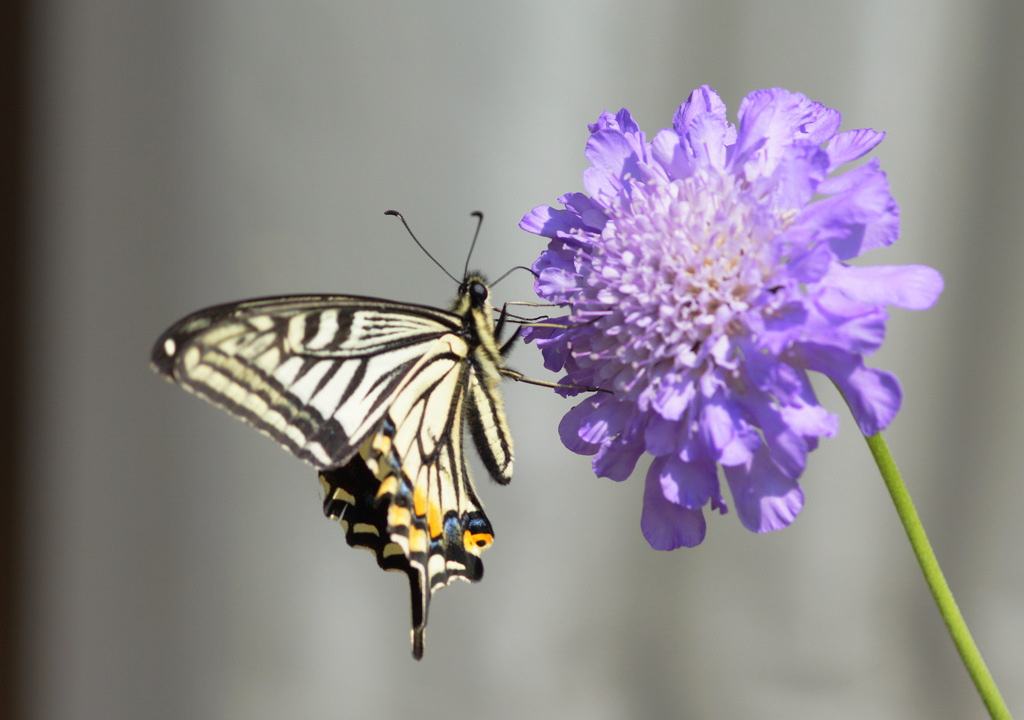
[0,0,28,717]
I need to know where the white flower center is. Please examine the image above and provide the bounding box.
[579,172,788,390]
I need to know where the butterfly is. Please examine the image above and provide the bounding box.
[150,213,549,659]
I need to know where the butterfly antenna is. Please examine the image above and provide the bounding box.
[491,265,537,287]
[385,210,459,284]
[463,211,485,281]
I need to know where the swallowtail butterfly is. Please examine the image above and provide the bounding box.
[151,214,536,659]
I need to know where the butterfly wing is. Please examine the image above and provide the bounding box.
[320,408,493,658]
[151,295,462,469]
[152,291,511,658]
[318,319,502,658]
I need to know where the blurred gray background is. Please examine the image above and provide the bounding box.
[22,1,1024,718]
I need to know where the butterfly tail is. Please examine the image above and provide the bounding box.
[409,572,427,660]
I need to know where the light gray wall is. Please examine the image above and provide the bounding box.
[24,1,1024,718]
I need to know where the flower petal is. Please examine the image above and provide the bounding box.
[557,398,603,454]
[641,461,708,549]
[650,377,697,421]
[593,436,645,481]
[800,345,902,435]
[733,88,826,177]
[651,128,692,180]
[822,263,944,310]
[586,127,639,177]
[723,447,805,532]
[835,366,902,436]
[673,85,734,171]
[576,397,629,445]
[654,453,719,509]
[702,397,758,466]
[673,85,728,137]
[520,205,583,239]
[644,414,684,456]
[827,128,885,170]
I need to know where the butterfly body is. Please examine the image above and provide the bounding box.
[152,273,515,658]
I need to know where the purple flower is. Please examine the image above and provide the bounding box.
[520,86,943,549]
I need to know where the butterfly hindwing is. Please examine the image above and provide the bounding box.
[319,406,494,659]
[152,277,514,658]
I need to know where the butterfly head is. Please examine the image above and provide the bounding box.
[455,273,495,315]
[460,274,491,308]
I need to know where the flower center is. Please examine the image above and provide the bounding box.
[578,172,786,389]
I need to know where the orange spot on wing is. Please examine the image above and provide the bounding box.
[427,501,443,539]
[413,481,428,517]
[463,530,494,554]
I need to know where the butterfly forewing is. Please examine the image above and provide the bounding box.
[151,277,514,658]
[153,296,462,468]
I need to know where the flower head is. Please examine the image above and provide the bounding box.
[521,86,943,549]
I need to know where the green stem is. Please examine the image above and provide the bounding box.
[864,432,1011,719]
